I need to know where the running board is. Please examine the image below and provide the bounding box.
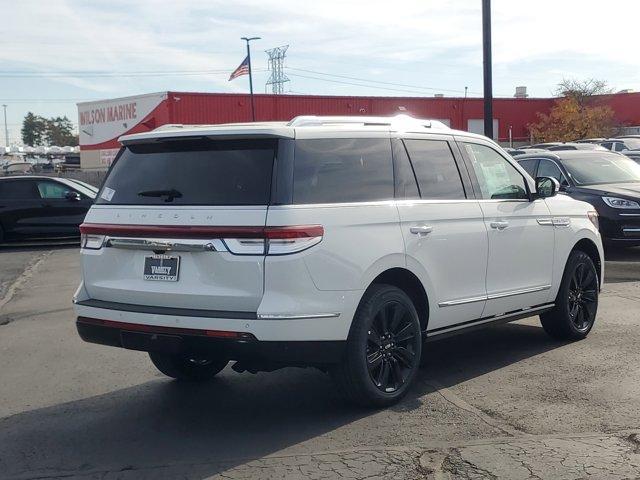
[424,303,555,342]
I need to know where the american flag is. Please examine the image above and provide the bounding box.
[229,56,250,81]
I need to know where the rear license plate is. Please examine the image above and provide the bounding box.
[143,255,180,281]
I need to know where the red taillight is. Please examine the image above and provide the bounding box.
[79,223,265,238]
[264,225,324,239]
[79,223,324,255]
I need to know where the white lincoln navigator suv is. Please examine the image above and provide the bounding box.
[74,115,603,407]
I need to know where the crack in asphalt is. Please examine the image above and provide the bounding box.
[0,251,51,325]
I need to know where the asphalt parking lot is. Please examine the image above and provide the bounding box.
[1,246,640,479]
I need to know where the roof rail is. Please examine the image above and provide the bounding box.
[153,124,185,131]
[287,114,450,130]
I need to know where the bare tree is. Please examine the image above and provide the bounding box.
[555,79,612,108]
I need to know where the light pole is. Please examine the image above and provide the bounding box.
[241,36,261,121]
[2,104,8,146]
[482,0,494,140]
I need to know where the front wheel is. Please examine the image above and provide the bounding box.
[540,250,599,340]
[331,284,422,408]
[149,352,228,381]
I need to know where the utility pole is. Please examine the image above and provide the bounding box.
[2,104,8,146]
[241,36,261,121]
[482,0,494,140]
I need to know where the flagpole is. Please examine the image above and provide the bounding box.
[241,36,260,122]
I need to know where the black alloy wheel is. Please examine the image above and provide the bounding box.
[332,284,422,407]
[567,261,598,332]
[366,300,420,393]
[540,250,599,340]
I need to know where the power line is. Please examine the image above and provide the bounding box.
[286,66,513,97]
[286,72,441,96]
[287,67,475,95]
[0,69,268,78]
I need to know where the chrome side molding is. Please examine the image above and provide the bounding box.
[439,285,551,307]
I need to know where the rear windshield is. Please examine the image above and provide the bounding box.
[97,139,276,205]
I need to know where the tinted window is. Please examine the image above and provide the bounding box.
[37,181,70,199]
[404,140,465,199]
[0,180,39,200]
[97,139,276,205]
[293,138,393,204]
[537,159,568,185]
[392,139,419,199]
[518,158,538,177]
[464,143,528,200]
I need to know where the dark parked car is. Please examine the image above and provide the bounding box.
[0,176,96,243]
[516,151,640,247]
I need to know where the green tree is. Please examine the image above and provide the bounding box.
[45,116,78,146]
[21,112,47,146]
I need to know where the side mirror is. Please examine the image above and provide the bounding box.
[535,177,560,199]
[65,190,81,201]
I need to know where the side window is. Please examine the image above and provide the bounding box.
[537,159,568,186]
[403,139,466,199]
[517,158,538,178]
[0,180,40,200]
[293,138,394,204]
[36,181,72,199]
[601,142,613,151]
[463,143,529,200]
[614,142,626,152]
[392,139,419,199]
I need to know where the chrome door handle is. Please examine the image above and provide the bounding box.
[410,225,433,235]
[490,220,509,230]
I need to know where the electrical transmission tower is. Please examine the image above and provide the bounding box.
[265,45,290,94]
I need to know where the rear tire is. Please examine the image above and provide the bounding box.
[331,284,422,408]
[149,352,228,381]
[540,250,599,341]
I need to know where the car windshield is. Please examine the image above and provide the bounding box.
[561,154,640,185]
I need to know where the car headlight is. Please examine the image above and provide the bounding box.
[602,196,640,209]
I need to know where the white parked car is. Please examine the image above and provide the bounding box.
[73,116,603,407]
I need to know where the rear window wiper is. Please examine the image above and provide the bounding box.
[137,188,183,202]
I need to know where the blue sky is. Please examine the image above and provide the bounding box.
[1,0,639,144]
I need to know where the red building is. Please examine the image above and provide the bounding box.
[77,91,640,170]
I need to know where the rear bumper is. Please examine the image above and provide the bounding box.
[77,317,346,365]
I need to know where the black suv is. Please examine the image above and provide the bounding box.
[516,150,640,247]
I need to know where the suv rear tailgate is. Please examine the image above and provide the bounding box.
[80,138,277,314]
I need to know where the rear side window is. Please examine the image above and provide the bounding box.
[404,139,466,199]
[517,158,538,177]
[97,139,276,205]
[0,180,39,200]
[293,138,393,204]
[37,181,70,199]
